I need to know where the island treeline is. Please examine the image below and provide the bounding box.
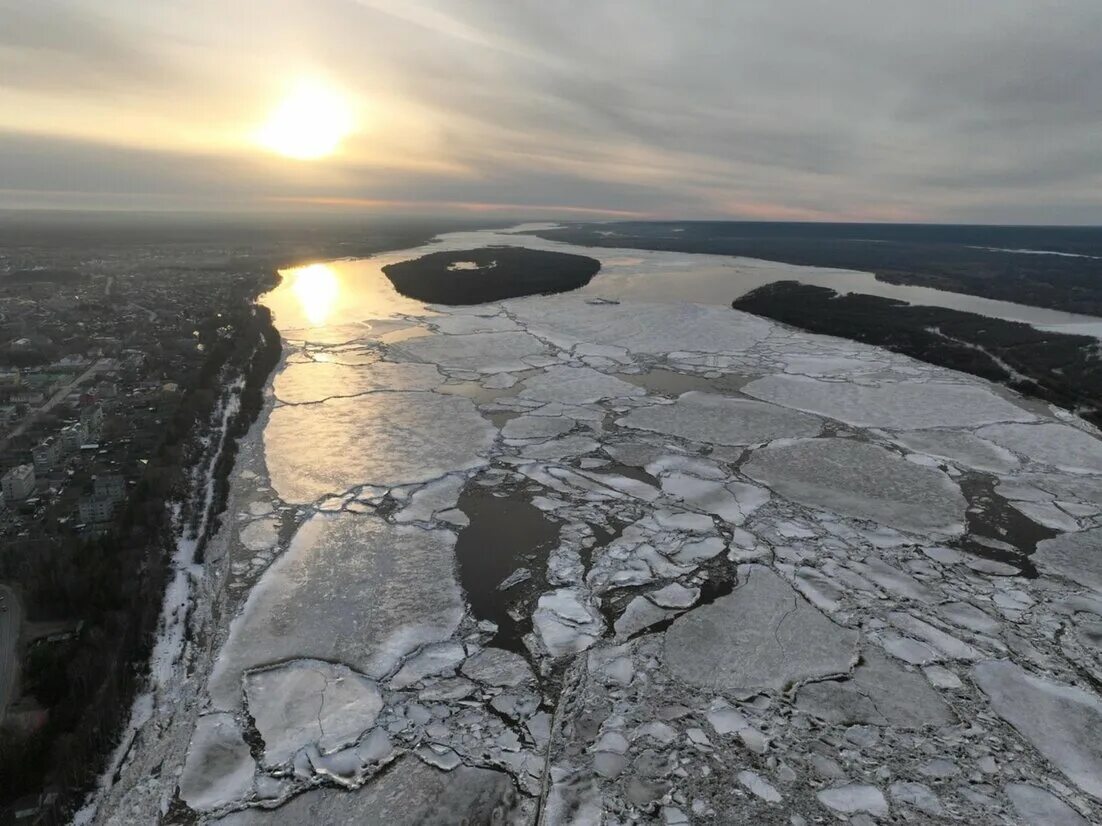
[733,281,1102,428]
[382,246,601,305]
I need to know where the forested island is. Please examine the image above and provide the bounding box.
[382,246,601,304]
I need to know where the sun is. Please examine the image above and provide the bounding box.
[258,80,354,160]
[291,263,340,326]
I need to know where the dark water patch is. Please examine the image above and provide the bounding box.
[455,486,560,653]
[382,246,601,305]
[599,462,660,487]
[621,368,752,398]
[954,474,1056,576]
[598,555,737,639]
[582,521,626,574]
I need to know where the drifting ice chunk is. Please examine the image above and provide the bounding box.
[266,391,495,503]
[1033,528,1102,593]
[743,374,1034,430]
[795,650,954,728]
[648,582,700,609]
[518,366,645,404]
[664,565,858,697]
[889,782,942,816]
[239,517,279,552]
[244,660,383,765]
[533,588,605,656]
[274,361,441,404]
[509,299,773,355]
[213,756,518,824]
[179,713,255,812]
[660,472,769,525]
[502,415,575,441]
[738,770,782,803]
[894,429,1019,473]
[1005,783,1088,826]
[974,659,1102,799]
[394,475,467,524]
[614,596,676,638]
[461,647,535,687]
[741,438,967,536]
[618,392,821,446]
[816,784,889,817]
[208,514,463,709]
[390,641,467,689]
[393,330,548,373]
[976,422,1102,475]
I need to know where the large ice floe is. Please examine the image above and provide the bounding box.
[96,226,1102,825]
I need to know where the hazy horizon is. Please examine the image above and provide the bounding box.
[2,1,1101,224]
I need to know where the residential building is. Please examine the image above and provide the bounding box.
[31,439,61,474]
[80,403,104,437]
[60,422,86,452]
[2,464,36,501]
[93,474,126,502]
[79,495,116,524]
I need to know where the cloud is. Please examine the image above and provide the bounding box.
[1,0,1100,222]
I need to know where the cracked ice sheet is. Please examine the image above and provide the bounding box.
[208,514,463,709]
[213,756,523,825]
[742,438,967,535]
[509,297,773,354]
[517,365,644,405]
[265,390,495,503]
[892,429,1020,473]
[618,392,822,446]
[178,713,255,813]
[743,374,1035,430]
[974,659,1102,799]
[664,565,859,697]
[244,659,383,765]
[273,360,441,404]
[976,422,1102,475]
[392,330,548,373]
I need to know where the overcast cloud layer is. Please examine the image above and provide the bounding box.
[1,0,1100,222]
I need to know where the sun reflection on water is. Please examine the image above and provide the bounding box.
[291,263,340,326]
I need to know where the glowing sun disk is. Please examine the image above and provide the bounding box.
[292,264,340,326]
[259,81,354,160]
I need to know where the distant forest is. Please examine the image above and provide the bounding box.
[532,221,1102,316]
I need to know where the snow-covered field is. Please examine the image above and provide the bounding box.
[94,227,1102,825]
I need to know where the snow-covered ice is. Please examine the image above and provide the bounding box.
[95,225,1102,826]
[742,438,968,535]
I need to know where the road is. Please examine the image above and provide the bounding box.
[0,357,109,453]
[0,584,22,725]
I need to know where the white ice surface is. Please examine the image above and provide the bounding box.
[244,659,383,765]
[618,392,821,446]
[265,391,495,503]
[742,438,967,535]
[976,422,1102,475]
[178,713,255,812]
[744,374,1034,430]
[208,514,464,709]
[274,361,441,404]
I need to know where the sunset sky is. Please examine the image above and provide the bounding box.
[2,0,1101,223]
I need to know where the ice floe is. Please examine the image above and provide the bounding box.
[100,226,1102,825]
[742,438,968,535]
